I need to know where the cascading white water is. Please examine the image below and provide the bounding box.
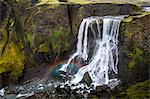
[59,16,124,90]
[0,16,124,98]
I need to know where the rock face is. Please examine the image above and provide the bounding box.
[0,0,26,87]
[22,2,70,63]
[68,3,141,35]
[69,0,150,6]
[0,1,149,98]
[0,0,71,87]
[119,13,150,84]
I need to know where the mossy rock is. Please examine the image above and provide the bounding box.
[33,28,69,63]
[127,46,149,70]
[0,2,25,77]
[69,0,150,6]
[0,0,30,87]
[0,42,25,77]
[22,1,71,61]
[38,43,50,53]
[50,28,69,54]
[118,13,150,84]
[0,0,71,77]
[37,0,62,6]
[69,0,93,4]
[114,80,150,99]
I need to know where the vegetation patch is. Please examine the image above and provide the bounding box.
[0,42,25,77]
[114,80,150,98]
[36,0,65,8]
[127,46,148,70]
[50,28,69,58]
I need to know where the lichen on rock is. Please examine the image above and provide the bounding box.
[0,42,25,77]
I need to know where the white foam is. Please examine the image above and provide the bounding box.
[16,92,34,98]
[142,7,150,12]
[0,88,5,96]
[59,16,123,91]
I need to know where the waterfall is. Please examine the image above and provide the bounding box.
[0,16,124,98]
[59,16,124,89]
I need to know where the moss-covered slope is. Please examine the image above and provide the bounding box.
[0,0,70,87]
[118,13,150,84]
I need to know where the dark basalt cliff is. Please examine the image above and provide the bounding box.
[0,0,149,98]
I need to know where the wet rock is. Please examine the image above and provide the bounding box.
[51,64,79,80]
[82,72,92,86]
[4,94,17,99]
[95,86,103,92]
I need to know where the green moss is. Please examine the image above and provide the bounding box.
[27,28,69,59]
[123,26,133,39]
[69,0,149,5]
[0,29,7,55]
[26,33,34,45]
[0,2,26,78]
[126,80,150,98]
[69,0,93,4]
[16,0,31,4]
[121,13,150,70]
[127,46,148,70]
[50,28,69,54]
[38,0,59,3]
[134,12,150,18]
[0,42,25,77]
[123,12,150,23]
[36,0,65,8]
[69,0,125,4]
[91,96,99,99]
[0,15,10,55]
[38,43,50,53]
[27,33,49,50]
[115,80,150,98]
[122,16,133,23]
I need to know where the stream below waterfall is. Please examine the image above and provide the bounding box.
[0,16,124,99]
